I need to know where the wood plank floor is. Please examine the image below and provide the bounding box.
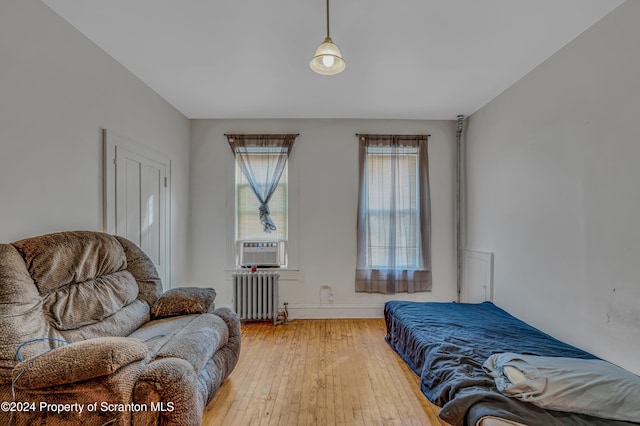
[203,319,450,426]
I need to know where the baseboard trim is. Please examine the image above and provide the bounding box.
[285,303,385,319]
[215,303,386,319]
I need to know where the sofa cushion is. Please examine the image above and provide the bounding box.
[43,270,139,330]
[14,337,148,389]
[0,245,50,384]
[12,231,127,294]
[129,314,229,374]
[115,236,162,308]
[58,299,151,342]
[151,287,216,319]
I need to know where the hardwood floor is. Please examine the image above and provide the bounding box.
[203,319,449,426]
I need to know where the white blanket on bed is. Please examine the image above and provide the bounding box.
[483,353,640,423]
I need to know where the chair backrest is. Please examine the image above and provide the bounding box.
[0,231,162,384]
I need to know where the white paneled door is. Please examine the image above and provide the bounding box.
[103,130,171,287]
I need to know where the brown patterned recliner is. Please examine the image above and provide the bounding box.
[0,231,240,425]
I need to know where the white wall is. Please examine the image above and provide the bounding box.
[0,0,191,284]
[466,1,640,374]
[189,119,457,317]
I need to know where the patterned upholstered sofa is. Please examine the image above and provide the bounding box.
[0,231,240,425]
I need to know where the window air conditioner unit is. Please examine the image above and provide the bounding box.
[239,241,281,267]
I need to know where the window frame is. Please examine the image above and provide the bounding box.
[355,133,431,294]
[234,153,289,243]
[364,145,421,270]
[226,143,299,269]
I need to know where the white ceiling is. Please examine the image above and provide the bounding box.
[42,0,625,120]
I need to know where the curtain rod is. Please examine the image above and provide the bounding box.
[355,133,431,137]
[224,133,299,137]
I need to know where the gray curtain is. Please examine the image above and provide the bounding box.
[227,134,296,233]
[355,134,432,294]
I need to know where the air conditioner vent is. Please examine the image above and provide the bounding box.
[239,241,281,267]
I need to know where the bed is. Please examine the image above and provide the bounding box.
[384,301,640,426]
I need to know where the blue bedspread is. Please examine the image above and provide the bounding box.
[384,301,638,426]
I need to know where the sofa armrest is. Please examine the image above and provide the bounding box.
[150,287,216,320]
[211,307,241,371]
[13,337,147,389]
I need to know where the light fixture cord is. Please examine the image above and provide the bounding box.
[326,0,330,38]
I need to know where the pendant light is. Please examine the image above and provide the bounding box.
[310,0,345,75]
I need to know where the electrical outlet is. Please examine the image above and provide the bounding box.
[320,284,334,304]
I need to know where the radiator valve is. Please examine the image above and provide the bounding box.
[276,302,289,325]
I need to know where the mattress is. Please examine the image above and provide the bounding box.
[384,301,639,426]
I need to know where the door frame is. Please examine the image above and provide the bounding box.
[102,129,172,287]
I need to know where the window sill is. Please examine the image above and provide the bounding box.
[225,268,300,282]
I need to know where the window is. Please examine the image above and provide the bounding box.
[355,134,432,294]
[226,134,297,267]
[366,146,418,269]
[236,153,288,242]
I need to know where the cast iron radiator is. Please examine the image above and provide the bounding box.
[233,271,279,325]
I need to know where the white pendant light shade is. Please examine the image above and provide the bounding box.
[310,37,345,75]
[310,0,345,75]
